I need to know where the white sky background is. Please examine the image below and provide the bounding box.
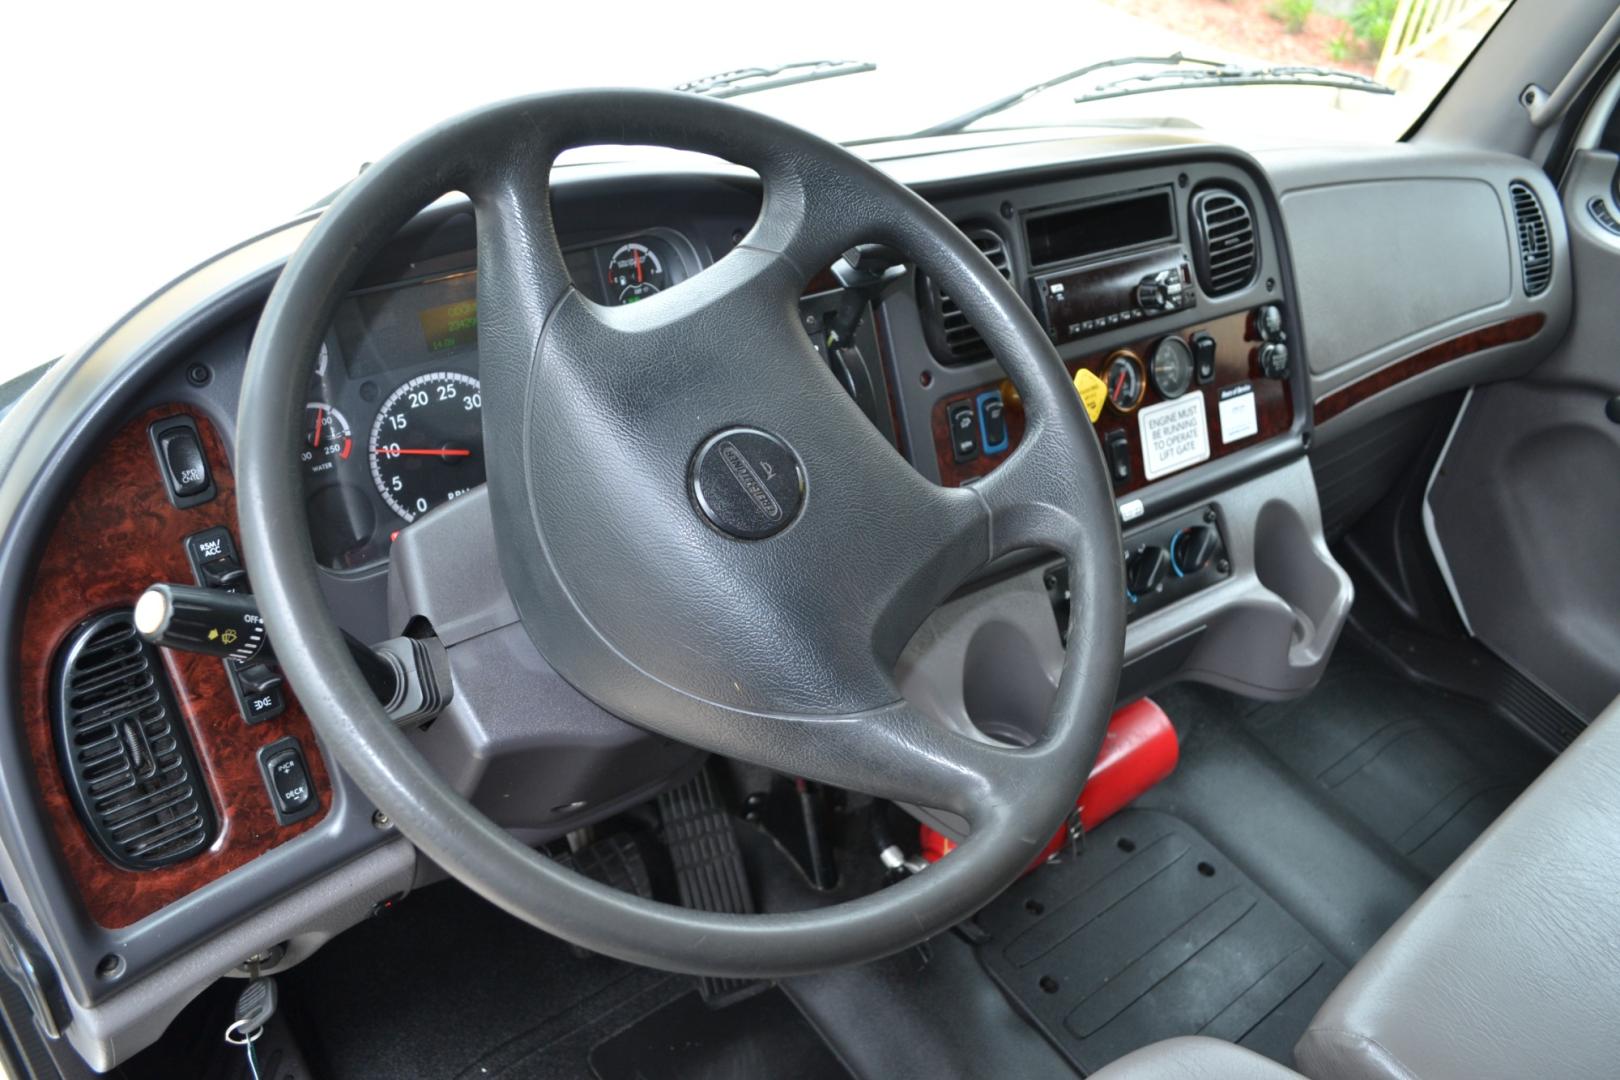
[0,0,1424,377]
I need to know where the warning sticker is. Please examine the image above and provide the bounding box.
[1218,383,1259,444]
[1138,394,1211,480]
[1072,368,1107,423]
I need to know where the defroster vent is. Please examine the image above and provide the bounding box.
[1509,181,1552,296]
[1190,187,1257,296]
[919,227,1012,365]
[52,610,215,870]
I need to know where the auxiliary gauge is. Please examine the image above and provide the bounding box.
[1103,351,1146,414]
[1150,336,1195,399]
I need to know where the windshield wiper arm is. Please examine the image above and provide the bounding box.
[910,52,1228,138]
[1075,63,1392,104]
[675,59,875,100]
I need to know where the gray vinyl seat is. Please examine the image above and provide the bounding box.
[1090,1036,1304,1078]
[1093,693,1620,1080]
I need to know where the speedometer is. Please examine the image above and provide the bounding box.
[368,371,484,522]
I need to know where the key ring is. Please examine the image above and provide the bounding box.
[224,1018,264,1046]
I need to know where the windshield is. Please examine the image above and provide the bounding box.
[5,0,1508,376]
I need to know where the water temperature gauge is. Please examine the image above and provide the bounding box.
[301,402,353,478]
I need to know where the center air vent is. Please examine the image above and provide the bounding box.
[1190,188,1257,296]
[919,228,1012,365]
[1508,181,1552,296]
[52,610,215,871]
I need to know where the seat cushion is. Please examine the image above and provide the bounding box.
[1295,694,1620,1080]
[1091,1036,1304,1078]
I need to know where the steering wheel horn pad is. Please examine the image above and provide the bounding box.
[236,89,1125,977]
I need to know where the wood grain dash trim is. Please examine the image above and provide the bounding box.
[19,405,331,929]
[1312,314,1546,425]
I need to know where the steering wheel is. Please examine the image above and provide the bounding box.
[236,89,1125,977]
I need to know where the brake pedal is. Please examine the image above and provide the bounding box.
[555,833,656,959]
[657,768,766,1007]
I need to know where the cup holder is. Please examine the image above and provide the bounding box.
[961,619,1059,747]
[1253,499,1347,666]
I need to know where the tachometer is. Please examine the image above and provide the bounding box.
[606,242,665,304]
[301,402,352,478]
[368,371,484,522]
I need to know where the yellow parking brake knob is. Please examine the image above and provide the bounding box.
[1072,368,1106,423]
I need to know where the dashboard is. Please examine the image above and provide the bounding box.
[0,128,1571,1070]
[303,230,699,569]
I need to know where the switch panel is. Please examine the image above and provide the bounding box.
[258,737,318,825]
[147,416,216,508]
[185,527,285,723]
[948,402,980,462]
[185,527,247,592]
[977,390,1009,454]
[1104,430,1132,487]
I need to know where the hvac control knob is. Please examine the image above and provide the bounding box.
[1126,546,1170,597]
[1171,525,1220,576]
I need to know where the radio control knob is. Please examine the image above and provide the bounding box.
[1136,278,1168,311]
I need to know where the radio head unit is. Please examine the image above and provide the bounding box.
[1024,187,1194,346]
[1034,244,1193,345]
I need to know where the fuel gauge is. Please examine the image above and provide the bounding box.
[301,402,353,478]
[606,241,666,304]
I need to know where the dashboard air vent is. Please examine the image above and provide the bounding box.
[1190,188,1257,296]
[52,610,215,871]
[920,228,1012,365]
[1509,181,1552,296]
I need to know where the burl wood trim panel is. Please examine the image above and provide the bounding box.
[932,309,1293,493]
[1311,314,1546,424]
[18,405,331,928]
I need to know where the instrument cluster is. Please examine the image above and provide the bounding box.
[302,230,697,570]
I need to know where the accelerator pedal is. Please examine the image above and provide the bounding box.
[657,768,765,1007]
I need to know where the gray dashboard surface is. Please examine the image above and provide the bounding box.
[1282,177,1511,373]
[1257,144,1571,412]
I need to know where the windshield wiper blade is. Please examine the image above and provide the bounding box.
[1075,63,1392,104]
[910,52,1228,138]
[675,59,875,100]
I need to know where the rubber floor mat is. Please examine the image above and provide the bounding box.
[975,809,1344,1073]
[589,987,851,1080]
[1234,640,1545,879]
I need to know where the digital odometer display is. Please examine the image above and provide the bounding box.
[419,298,478,354]
[336,270,477,377]
[368,371,484,522]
